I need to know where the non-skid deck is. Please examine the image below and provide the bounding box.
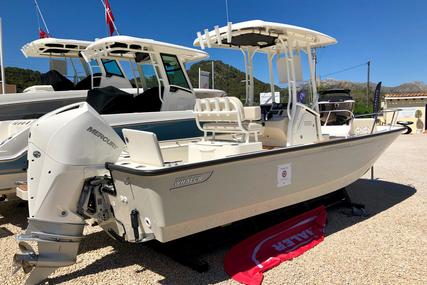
[109,126,404,176]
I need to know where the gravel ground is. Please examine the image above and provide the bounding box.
[1,134,426,285]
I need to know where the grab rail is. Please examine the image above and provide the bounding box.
[319,109,355,126]
[353,109,401,134]
[320,109,401,135]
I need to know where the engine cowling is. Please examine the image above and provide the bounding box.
[14,102,124,285]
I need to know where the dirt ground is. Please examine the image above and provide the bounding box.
[1,134,426,284]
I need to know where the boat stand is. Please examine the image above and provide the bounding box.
[321,188,368,217]
[146,188,367,272]
[147,240,210,272]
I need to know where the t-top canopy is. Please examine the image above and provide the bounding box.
[21,38,92,58]
[82,36,209,63]
[193,20,337,52]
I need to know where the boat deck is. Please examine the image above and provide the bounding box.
[112,126,401,173]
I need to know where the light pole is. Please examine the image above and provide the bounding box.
[366,60,371,109]
[0,17,6,94]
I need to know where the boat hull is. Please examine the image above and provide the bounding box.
[108,128,402,243]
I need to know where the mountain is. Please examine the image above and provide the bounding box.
[187,60,280,104]
[317,78,427,113]
[319,78,427,94]
[4,67,42,92]
[3,62,426,114]
[384,81,427,93]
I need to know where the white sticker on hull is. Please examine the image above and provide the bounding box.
[277,163,292,187]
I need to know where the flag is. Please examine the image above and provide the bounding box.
[224,206,327,285]
[39,28,48,39]
[373,81,382,114]
[105,0,115,36]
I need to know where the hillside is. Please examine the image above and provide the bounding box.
[188,60,279,103]
[3,62,426,114]
[3,67,42,92]
[317,78,427,113]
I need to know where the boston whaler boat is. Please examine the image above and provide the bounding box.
[13,21,403,284]
[0,35,224,197]
[0,37,134,121]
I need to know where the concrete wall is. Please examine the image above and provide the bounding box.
[385,98,427,133]
[0,84,17,94]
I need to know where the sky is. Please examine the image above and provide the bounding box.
[0,0,426,86]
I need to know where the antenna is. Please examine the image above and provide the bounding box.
[0,18,5,94]
[34,0,50,36]
[225,0,230,23]
[100,0,120,36]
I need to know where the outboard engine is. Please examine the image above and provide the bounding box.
[13,102,124,285]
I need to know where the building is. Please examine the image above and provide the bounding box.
[384,92,427,133]
[0,83,16,94]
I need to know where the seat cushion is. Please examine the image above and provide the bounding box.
[243,106,261,121]
[203,122,243,132]
[247,122,263,131]
[203,122,262,132]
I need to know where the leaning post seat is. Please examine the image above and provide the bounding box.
[194,97,262,142]
[190,97,263,162]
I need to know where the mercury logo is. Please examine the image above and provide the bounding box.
[86,126,118,149]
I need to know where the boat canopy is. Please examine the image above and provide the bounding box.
[193,20,337,52]
[21,38,92,58]
[82,36,208,63]
[193,20,336,109]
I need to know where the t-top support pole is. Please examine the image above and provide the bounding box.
[306,45,319,112]
[267,52,275,103]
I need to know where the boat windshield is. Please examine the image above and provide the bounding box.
[140,64,159,89]
[160,54,190,90]
[102,59,125,78]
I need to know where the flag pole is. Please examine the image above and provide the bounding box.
[0,18,6,94]
[99,0,119,35]
[225,0,230,23]
[34,0,50,35]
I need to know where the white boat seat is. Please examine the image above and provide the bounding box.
[194,97,262,142]
[122,129,164,167]
[203,122,263,132]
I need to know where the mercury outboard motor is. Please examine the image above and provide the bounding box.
[13,102,124,284]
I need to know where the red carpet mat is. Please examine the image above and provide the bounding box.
[224,206,327,285]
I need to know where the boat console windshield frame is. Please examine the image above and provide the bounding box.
[82,36,209,100]
[21,38,93,85]
[21,37,127,89]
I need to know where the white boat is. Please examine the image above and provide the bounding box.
[0,36,224,196]
[318,89,355,125]
[12,20,403,284]
[0,37,135,121]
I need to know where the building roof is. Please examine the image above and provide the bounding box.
[385,92,427,99]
